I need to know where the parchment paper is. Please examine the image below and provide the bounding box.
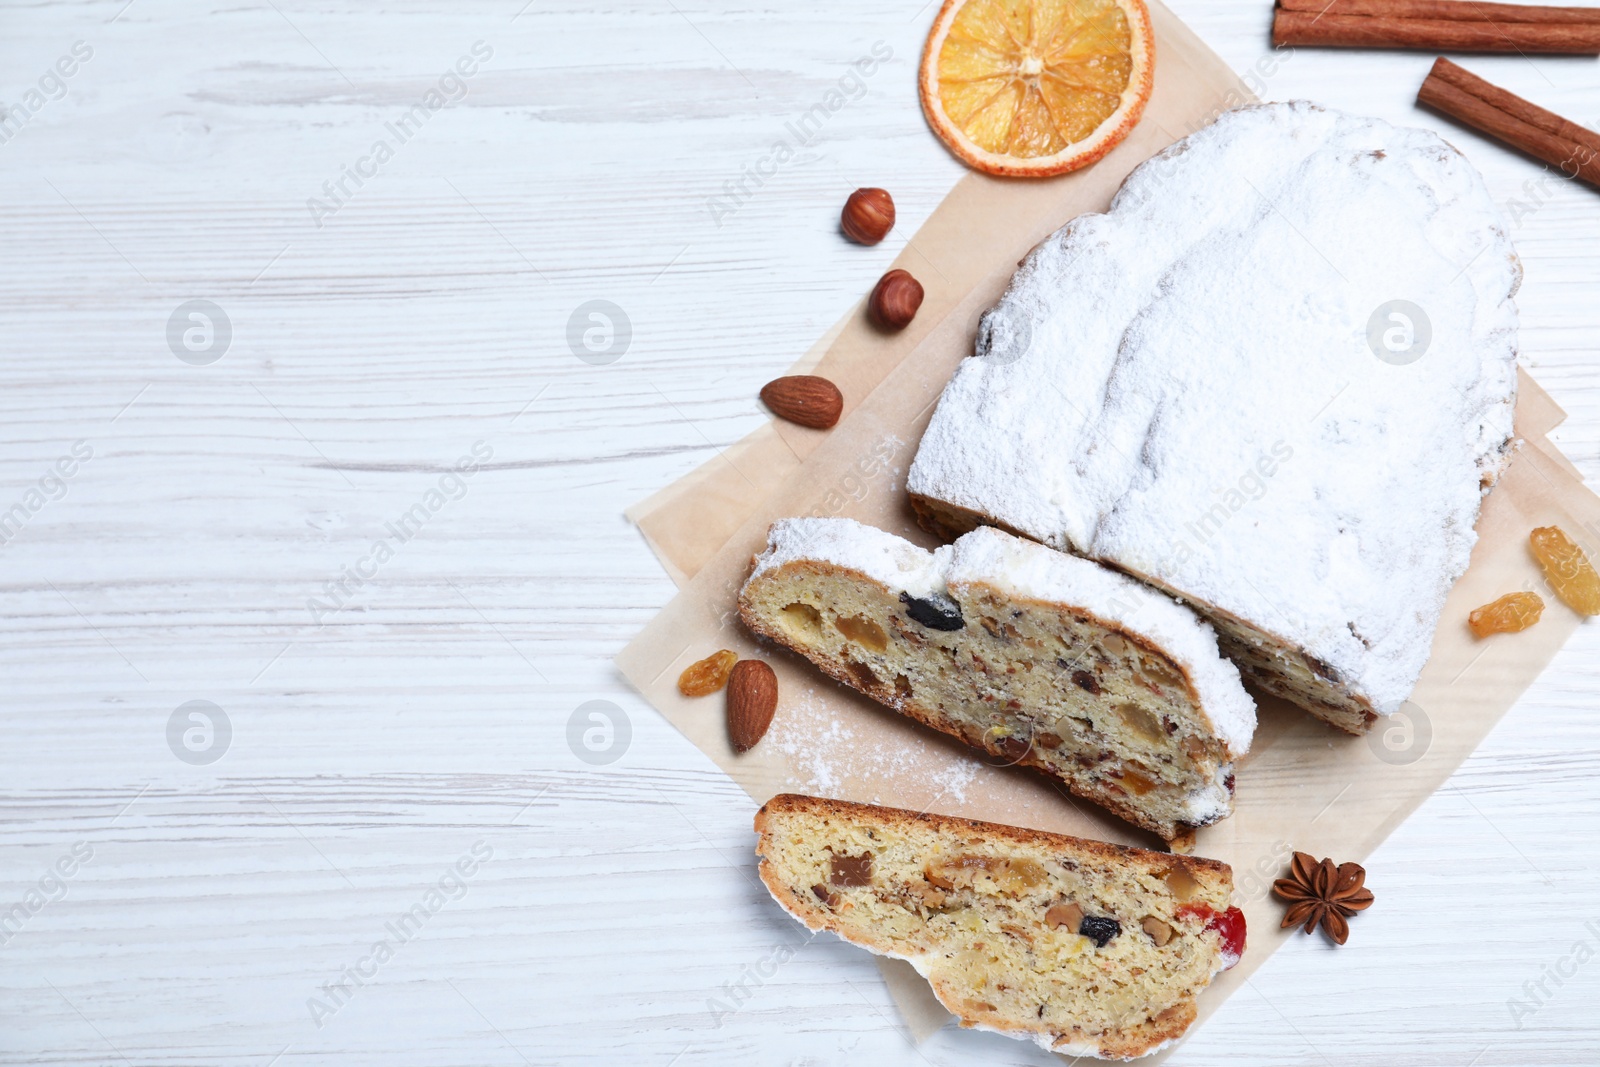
[617,3,1600,1057]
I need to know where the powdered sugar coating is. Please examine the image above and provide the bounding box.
[908,101,1520,716]
[748,517,1255,754]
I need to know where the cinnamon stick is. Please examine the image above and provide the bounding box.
[1278,0,1600,26]
[1273,7,1600,52]
[1418,57,1600,187]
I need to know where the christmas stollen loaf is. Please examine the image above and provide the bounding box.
[907,101,1520,733]
[737,518,1255,840]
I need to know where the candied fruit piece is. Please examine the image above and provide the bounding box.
[1467,592,1544,639]
[1177,903,1247,967]
[1530,525,1600,616]
[677,649,739,697]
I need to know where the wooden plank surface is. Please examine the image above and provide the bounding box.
[0,2,1597,1064]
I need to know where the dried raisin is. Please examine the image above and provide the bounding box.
[1078,915,1121,947]
[1467,592,1544,638]
[829,851,874,887]
[677,649,738,696]
[900,591,964,630]
[1530,525,1600,616]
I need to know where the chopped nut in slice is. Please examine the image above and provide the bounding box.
[1141,916,1175,946]
[1467,591,1544,638]
[1530,525,1600,615]
[1045,902,1084,931]
[677,649,739,697]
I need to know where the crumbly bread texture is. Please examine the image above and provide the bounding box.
[738,518,1255,840]
[906,101,1521,734]
[754,794,1245,1060]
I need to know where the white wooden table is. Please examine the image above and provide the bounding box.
[2,2,1597,1064]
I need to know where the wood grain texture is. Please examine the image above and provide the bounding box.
[0,1,1596,1064]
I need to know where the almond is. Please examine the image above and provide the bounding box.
[726,659,778,752]
[759,375,844,430]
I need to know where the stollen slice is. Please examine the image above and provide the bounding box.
[754,793,1245,1059]
[737,518,1255,840]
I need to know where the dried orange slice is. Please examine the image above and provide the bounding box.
[919,0,1155,178]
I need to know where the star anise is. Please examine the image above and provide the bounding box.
[1271,851,1374,945]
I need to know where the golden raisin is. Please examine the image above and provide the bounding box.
[1529,525,1600,616]
[1467,592,1544,638]
[834,614,888,652]
[677,649,739,697]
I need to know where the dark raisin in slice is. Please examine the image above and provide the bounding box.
[1079,915,1121,947]
[992,734,1031,762]
[829,851,874,887]
[1071,670,1101,695]
[900,591,963,631]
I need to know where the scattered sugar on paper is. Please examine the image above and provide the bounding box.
[768,686,980,805]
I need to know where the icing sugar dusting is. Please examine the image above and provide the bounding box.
[908,101,1520,716]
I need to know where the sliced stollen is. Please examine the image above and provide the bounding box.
[737,517,1255,841]
[908,100,1521,734]
[754,793,1245,1060]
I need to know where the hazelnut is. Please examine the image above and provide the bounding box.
[841,187,895,245]
[868,269,924,331]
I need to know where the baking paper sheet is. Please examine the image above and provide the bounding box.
[618,3,1600,1056]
